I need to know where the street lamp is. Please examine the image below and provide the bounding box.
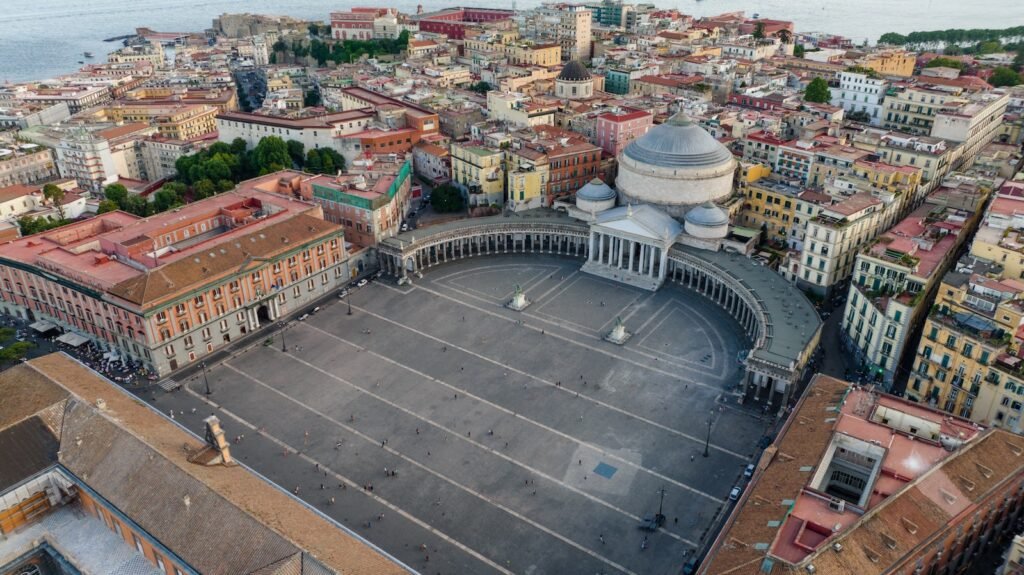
[201,362,211,395]
[280,322,287,352]
[346,293,352,316]
[703,410,714,458]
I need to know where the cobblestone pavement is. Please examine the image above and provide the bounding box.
[144,255,772,575]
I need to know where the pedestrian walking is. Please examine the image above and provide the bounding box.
[599,534,605,544]
[329,496,335,505]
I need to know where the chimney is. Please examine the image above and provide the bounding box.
[203,415,234,465]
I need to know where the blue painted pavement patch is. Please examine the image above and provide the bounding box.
[593,462,617,479]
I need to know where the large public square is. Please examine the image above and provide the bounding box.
[146,254,771,574]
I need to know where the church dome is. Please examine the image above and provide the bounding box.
[622,112,734,169]
[615,110,737,219]
[576,178,616,202]
[558,60,591,82]
[575,178,617,214]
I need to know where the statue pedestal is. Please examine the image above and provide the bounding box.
[507,292,531,311]
[604,323,631,345]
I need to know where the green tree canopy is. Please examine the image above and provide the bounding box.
[287,140,306,167]
[924,57,966,70]
[97,199,119,214]
[431,184,465,213]
[254,136,291,171]
[42,183,66,220]
[752,22,766,40]
[0,341,34,362]
[103,183,128,205]
[990,67,1022,87]
[804,77,832,103]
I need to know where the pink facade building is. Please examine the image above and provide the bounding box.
[595,108,653,157]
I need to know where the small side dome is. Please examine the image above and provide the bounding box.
[576,178,616,202]
[558,60,591,82]
[684,202,729,239]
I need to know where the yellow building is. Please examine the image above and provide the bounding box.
[739,176,803,245]
[506,146,549,211]
[856,49,916,77]
[464,30,561,66]
[450,142,505,207]
[105,103,219,140]
[909,260,1024,433]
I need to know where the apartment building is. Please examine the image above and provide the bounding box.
[832,71,888,125]
[808,143,871,186]
[103,102,218,140]
[855,48,916,77]
[0,145,58,188]
[910,256,1024,432]
[558,5,593,62]
[793,192,885,296]
[594,107,652,157]
[506,145,550,211]
[0,186,349,376]
[883,85,964,136]
[842,189,988,386]
[971,182,1024,280]
[107,43,166,68]
[451,142,506,207]
[739,177,803,245]
[702,373,1024,575]
[298,156,412,247]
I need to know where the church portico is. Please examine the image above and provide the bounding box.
[581,204,681,291]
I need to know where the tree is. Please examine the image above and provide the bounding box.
[103,183,128,207]
[944,44,964,56]
[794,44,805,58]
[753,22,766,40]
[152,187,183,212]
[804,77,832,103]
[0,341,34,362]
[193,179,217,200]
[97,199,119,214]
[925,57,965,70]
[990,67,1022,87]
[468,81,492,94]
[122,194,150,217]
[230,138,248,155]
[976,40,1002,54]
[1014,50,1024,72]
[305,149,323,173]
[287,140,306,167]
[42,183,66,221]
[320,149,345,173]
[304,88,321,107]
[430,184,465,213]
[253,136,291,172]
[777,29,792,45]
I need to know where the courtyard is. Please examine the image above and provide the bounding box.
[146,254,771,575]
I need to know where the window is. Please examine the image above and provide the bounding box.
[132,533,144,555]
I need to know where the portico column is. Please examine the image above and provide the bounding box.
[650,247,658,277]
[600,234,607,265]
[618,239,626,269]
[628,241,635,272]
[659,247,668,280]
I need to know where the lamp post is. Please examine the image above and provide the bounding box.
[703,410,713,458]
[201,362,211,395]
[280,322,287,352]
[347,293,352,316]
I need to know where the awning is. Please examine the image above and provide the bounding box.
[56,332,90,347]
[29,320,58,333]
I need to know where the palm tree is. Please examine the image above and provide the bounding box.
[777,29,793,45]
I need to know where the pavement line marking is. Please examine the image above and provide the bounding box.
[303,321,735,497]
[252,344,700,546]
[412,280,728,391]
[343,302,747,460]
[223,362,640,575]
[183,384,511,575]
[530,269,582,302]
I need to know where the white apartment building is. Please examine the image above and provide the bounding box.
[794,192,885,297]
[831,71,888,126]
[559,5,593,62]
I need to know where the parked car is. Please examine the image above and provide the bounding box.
[744,464,755,478]
[357,279,368,288]
[298,313,310,321]
[729,486,741,501]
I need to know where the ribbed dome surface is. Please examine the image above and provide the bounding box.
[576,178,616,202]
[558,60,591,82]
[685,202,729,227]
[623,112,734,169]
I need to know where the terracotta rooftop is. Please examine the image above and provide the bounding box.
[702,375,991,575]
[0,183,37,204]
[4,354,409,575]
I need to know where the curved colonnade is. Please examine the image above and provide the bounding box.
[378,214,818,407]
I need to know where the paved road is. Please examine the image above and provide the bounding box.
[144,256,772,575]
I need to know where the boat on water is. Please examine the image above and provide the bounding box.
[83,52,94,58]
